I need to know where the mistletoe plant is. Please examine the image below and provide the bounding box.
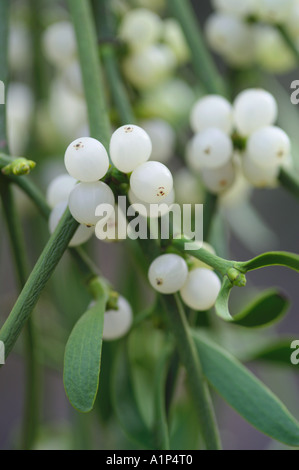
[1,0,299,451]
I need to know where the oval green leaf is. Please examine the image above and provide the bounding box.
[215,278,289,328]
[63,291,107,413]
[192,331,299,446]
[240,251,299,273]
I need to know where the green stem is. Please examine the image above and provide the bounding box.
[95,0,135,124]
[172,238,234,275]
[162,295,221,450]
[277,24,299,65]
[203,192,218,242]
[0,210,78,359]
[279,166,299,200]
[166,0,226,95]
[67,0,111,148]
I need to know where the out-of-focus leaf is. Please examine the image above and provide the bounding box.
[216,280,290,328]
[63,287,108,413]
[245,339,297,367]
[153,345,172,450]
[112,343,155,450]
[192,331,299,447]
[239,251,299,273]
[169,397,202,450]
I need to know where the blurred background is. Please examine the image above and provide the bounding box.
[0,0,299,450]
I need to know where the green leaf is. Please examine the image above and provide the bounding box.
[152,345,172,450]
[192,331,299,446]
[215,279,290,328]
[246,339,297,367]
[112,343,155,450]
[239,251,299,273]
[63,290,108,413]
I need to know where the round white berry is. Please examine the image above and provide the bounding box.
[233,89,278,137]
[95,205,128,243]
[68,181,115,226]
[254,24,295,73]
[188,128,233,171]
[46,174,77,209]
[242,153,279,188]
[256,0,295,24]
[163,18,190,64]
[64,137,109,183]
[141,119,175,164]
[201,161,236,194]
[42,21,77,68]
[49,201,94,247]
[247,126,291,168]
[180,268,221,311]
[174,168,204,205]
[212,0,257,17]
[205,13,256,67]
[128,188,175,218]
[123,44,176,90]
[119,8,162,51]
[148,254,189,294]
[190,95,233,135]
[103,296,133,341]
[110,125,152,173]
[130,161,173,204]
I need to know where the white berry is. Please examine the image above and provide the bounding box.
[163,18,190,64]
[148,254,189,294]
[180,268,221,311]
[130,161,173,204]
[110,125,152,173]
[201,161,236,194]
[212,0,257,17]
[190,95,233,135]
[64,137,109,183]
[128,188,175,218]
[205,13,255,67]
[68,181,115,226]
[247,126,291,168]
[233,89,278,137]
[242,153,279,188]
[103,296,133,341]
[119,8,162,51]
[42,21,77,68]
[141,119,175,164]
[46,174,77,209]
[188,128,233,171]
[49,201,94,247]
[256,0,295,24]
[123,44,176,90]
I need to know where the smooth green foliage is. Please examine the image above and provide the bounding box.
[246,339,298,367]
[193,332,299,446]
[215,278,289,327]
[239,251,299,273]
[64,286,108,413]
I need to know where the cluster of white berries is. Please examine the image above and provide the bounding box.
[46,124,175,245]
[148,244,221,311]
[206,0,299,72]
[120,8,190,90]
[186,89,292,193]
[118,8,194,124]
